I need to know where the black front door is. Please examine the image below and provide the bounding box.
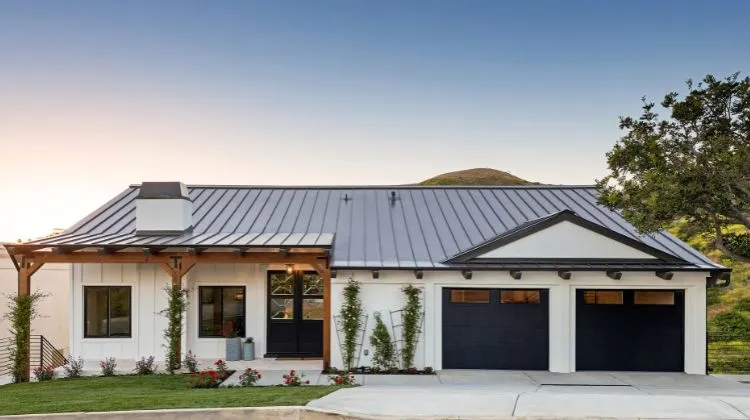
[442,288,549,370]
[266,271,324,357]
[576,289,684,372]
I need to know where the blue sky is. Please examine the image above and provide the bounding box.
[1,0,748,239]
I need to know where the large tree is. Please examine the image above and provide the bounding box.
[597,73,750,263]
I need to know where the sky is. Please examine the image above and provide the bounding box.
[1,0,749,241]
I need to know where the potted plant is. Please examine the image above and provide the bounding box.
[223,323,242,361]
[243,337,255,361]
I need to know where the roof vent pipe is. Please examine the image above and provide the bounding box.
[135,182,193,235]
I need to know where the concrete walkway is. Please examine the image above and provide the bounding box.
[308,371,750,419]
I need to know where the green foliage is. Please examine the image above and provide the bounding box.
[597,73,750,263]
[369,312,396,370]
[400,285,422,369]
[707,288,722,306]
[419,168,534,186]
[708,341,750,373]
[709,311,750,340]
[3,291,47,383]
[339,279,363,370]
[161,286,189,373]
[734,298,750,312]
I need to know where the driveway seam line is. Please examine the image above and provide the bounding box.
[511,392,521,417]
[716,397,750,419]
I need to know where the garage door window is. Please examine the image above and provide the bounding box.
[451,289,490,303]
[634,291,675,305]
[500,290,540,304]
[583,290,623,305]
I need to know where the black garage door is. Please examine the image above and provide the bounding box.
[442,288,549,370]
[576,289,684,372]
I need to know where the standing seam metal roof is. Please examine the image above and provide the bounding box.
[27,185,722,270]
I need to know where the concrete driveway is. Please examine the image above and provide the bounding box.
[308,371,750,419]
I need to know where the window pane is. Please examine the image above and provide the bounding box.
[271,298,295,319]
[451,289,490,303]
[583,290,623,305]
[303,298,324,320]
[500,290,540,304]
[303,274,323,295]
[634,291,675,305]
[200,287,222,337]
[270,273,294,295]
[108,287,131,336]
[85,287,108,337]
[222,287,245,337]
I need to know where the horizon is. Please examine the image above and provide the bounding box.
[1,0,749,241]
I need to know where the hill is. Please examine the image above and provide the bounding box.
[419,168,536,186]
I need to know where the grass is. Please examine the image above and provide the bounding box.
[0,375,340,416]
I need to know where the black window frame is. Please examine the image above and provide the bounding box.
[198,286,246,338]
[83,286,132,338]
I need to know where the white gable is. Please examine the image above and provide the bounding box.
[475,220,657,259]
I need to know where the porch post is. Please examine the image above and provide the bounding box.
[322,267,332,370]
[15,258,44,382]
[160,258,195,371]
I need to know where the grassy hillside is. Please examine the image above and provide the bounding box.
[419,168,536,186]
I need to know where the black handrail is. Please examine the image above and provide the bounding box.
[0,335,67,378]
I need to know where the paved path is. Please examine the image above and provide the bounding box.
[307,371,750,419]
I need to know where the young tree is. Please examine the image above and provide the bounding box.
[597,73,750,263]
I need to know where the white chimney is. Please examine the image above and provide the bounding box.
[135,182,193,235]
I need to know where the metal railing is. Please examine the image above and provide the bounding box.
[707,332,750,373]
[0,335,67,379]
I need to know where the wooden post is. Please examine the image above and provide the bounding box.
[160,258,195,371]
[16,258,44,382]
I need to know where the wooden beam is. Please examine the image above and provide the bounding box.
[15,258,44,383]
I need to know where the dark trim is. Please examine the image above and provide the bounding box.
[332,264,724,272]
[372,270,379,279]
[83,286,132,338]
[197,286,246,338]
[606,270,623,280]
[509,270,523,280]
[414,270,424,279]
[444,210,687,264]
[558,270,571,280]
[656,271,674,280]
[461,270,473,279]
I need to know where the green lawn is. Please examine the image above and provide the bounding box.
[0,375,340,416]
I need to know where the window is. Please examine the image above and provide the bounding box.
[199,286,245,337]
[634,291,675,305]
[84,286,131,338]
[451,289,490,303]
[583,290,623,305]
[500,290,540,304]
[303,298,324,320]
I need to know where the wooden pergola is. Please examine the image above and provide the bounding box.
[5,244,332,382]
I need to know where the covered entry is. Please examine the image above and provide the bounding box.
[576,289,684,372]
[267,271,325,357]
[442,288,549,370]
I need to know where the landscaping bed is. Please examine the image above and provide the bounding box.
[0,375,339,416]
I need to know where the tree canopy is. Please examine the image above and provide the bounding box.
[597,73,750,263]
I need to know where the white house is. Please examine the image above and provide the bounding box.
[4,182,730,375]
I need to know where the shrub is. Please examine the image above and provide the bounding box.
[328,371,356,386]
[99,357,117,377]
[282,370,309,386]
[183,351,198,373]
[4,291,47,382]
[238,368,262,386]
[63,357,84,378]
[189,370,221,388]
[710,311,750,340]
[370,312,396,370]
[214,359,229,380]
[33,365,55,381]
[734,298,750,312]
[708,341,750,373]
[134,356,157,375]
[423,366,434,374]
[707,288,722,306]
[400,285,422,369]
[340,279,363,370]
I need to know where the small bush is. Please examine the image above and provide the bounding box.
[238,368,262,386]
[183,351,198,373]
[710,311,750,340]
[100,357,117,377]
[328,371,356,385]
[63,357,84,378]
[134,356,157,375]
[214,359,229,380]
[33,365,55,381]
[423,366,434,374]
[282,370,309,386]
[189,370,221,388]
[370,312,396,370]
[734,298,750,312]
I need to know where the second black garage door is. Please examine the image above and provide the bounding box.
[442,288,548,370]
[576,289,684,372]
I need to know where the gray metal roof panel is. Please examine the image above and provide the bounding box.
[25,185,724,270]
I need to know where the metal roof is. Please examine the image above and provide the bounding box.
[26,185,723,270]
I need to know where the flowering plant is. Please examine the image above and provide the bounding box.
[238,368,261,386]
[134,356,157,375]
[33,365,55,381]
[282,369,309,386]
[215,359,229,379]
[328,371,356,386]
[63,357,84,378]
[100,357,117,376]
[188,370,221,388]
[183,351,198,373]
